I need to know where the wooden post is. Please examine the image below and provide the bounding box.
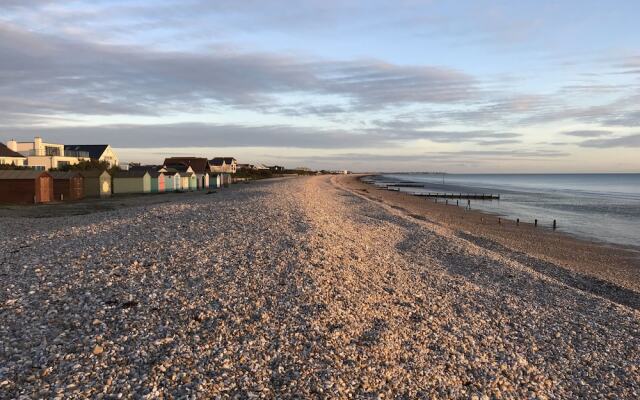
[553,220,557,230]
[534,219,538,227]
[516,218,519,225]
[499,217,501,224]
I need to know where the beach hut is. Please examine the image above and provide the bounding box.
[0,170,54,204]
[79,170,111,198]
[49,171,84,201]
[163,157,211,190]
[162,171,176,192]
[112,170,151,194]
[208,173,220,189]
[178,172,191,191]
[188,173,198,191]
[199,173,210,190]
[148,171,165,193]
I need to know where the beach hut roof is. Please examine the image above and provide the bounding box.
[49,171,83,179]
[0,170,50,179]
[113,170,149,178]
[129,165,163,173]
[79,169,110,178]
[147,170,163,178]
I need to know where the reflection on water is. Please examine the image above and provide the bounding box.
[376,173,640,248]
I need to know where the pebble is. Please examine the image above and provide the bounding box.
[0,176,638,398]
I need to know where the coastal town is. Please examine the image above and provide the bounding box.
[0,136,348,204]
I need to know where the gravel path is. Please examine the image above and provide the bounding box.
[1,176,638,398]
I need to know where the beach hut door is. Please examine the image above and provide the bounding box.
[39,176,52,202]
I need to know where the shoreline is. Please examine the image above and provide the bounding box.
[365,174,640,252]
[344,174,640,296]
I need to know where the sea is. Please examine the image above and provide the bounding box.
[372,173,640,249]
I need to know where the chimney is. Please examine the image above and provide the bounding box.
[7,139,17,151]
[34,136,43,156]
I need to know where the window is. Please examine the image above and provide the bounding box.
[45,146,61,156]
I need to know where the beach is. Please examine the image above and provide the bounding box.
[1,175,639,398]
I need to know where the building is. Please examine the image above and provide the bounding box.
[79,170,112,198]
[164,157,211,190]
[178,172,196,191]
[267,165,285,172]
[0,170,54,204]
[208,172,221,189]
[64,145,119,168]
[112,170,151,194]
[50,171,84,201]
[161,168,184,191]
[148,171,165,193]
[209,157,237,174]
[6,137,86,170]
[0,143,27,167]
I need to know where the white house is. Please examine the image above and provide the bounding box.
[64,144,119,167]
[7,137,85,170]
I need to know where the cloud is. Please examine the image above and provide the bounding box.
[578,134,640,148]
[1,123,522,149]
[475,139,521,146]
[561,130,612,137]
[0,21,479,125]
[603,110,640,127]
[277,148,570,164]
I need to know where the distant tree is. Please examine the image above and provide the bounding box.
[60,160,111,171]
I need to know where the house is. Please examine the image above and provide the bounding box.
[164,157,211,190]
[0,143,27,167]
[112,170,151,194]
[49,171,84,201]
[267,165,285,172]
[64,144,119,168]
[6,137,86,170]
[0,170,54,204]
[209,157,237,174]
[79,170,112,198]
[237,163,255,171]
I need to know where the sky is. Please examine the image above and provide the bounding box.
[0,0,639,172]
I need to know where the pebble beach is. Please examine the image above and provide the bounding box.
[1,175,639,398]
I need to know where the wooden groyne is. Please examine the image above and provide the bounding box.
[359,177,500,200]
[412,192,500,200]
